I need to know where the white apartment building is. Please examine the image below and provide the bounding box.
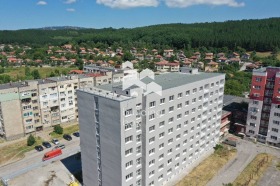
[77,69,225,186]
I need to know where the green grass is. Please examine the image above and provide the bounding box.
[0,137,43,165]
[232,153,273,186]
[250,51,280,60]
[176,145,237,186]
[2,66,76,80]
[50,124,79,140]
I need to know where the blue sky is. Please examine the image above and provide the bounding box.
[0,0,279,30]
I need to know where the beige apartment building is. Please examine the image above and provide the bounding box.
[0,74,95,140]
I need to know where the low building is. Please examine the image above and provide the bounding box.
[155,61,180,72]
[223,95,249,135]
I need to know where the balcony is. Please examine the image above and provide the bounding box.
[266,84,274,89]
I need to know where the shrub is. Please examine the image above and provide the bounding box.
[27,134,36,146]
[54,125,63,134]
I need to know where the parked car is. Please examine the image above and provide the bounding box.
[73,132,80,137]
[35,145,44,151]
[63,134,72,141]
[54,144,65,149]
[222,137,237,147]
[52,138,59,145]
[42,141,52,148]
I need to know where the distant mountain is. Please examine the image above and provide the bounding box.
[36,26,88,30]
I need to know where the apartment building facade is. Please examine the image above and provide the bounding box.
[246,67,280,147]
[0,75,94,140]
[77,70,225,186]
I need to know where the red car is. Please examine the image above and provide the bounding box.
[42,148,62,161]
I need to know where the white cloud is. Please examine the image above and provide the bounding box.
[64,0,77,4]
[96,0,159,8]
[165,0,245,8]
[96,0,244,8]
[37,1,47,5]
[66,8,76,12]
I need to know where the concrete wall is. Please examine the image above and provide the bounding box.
[1,100,25,140]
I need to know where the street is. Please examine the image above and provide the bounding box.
[0,137,80,183]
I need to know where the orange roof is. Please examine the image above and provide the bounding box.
[208,61,218,65]
[69,70,84,74]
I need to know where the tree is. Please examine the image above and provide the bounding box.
[32,69,41,79]
[25,66,31,77]
[54,125,63,134]
[27,134,36,146]
[49,71,56,77]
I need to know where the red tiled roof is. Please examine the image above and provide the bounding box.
[69,70,84,74]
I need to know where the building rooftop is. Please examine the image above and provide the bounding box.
[223,95,249,114]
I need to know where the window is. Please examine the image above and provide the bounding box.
[178,93,182,98]
[149,137,155,143]
[193,88,197,93]
[191,117,195,122]
[273,120,280,125]
[136,146,141,153]
[167,168,172,175]
[136,158,141,165]
[125,172,133,180]
[185,101,189,106]
[168,117,174,123]
[176,144,180,149]
[136,134,141,142]
[175,153,180,159]
[160,109,165,115]
[159,132,165,138]
[149,101,156,107]
[125,136,133,143]
[199,96,202,101]
[160,98,165,104]
[169,106,174,112]
[125,148,133,156]
[149,113,155,120]
[136,169,141,176]
[274,113,280,117]
[199,86,203,91]
[248,130,255,134]
[185,111,189,116]
[186,90,190,95]
[158,174,163,180]
[159,143,164,149]
[192,108,196,113]
[168,128,173,134]
[169,95,174,101]
[184,130,188,135]
[250,115,257,120]
[271,136,277,140]
[167,159,172,164]
[250,123,256,127]
[149,181,154,186]
[149,159,155,166]
[159,121,165,127]
[149,125,155,132]
[253,85,261,90]
[125,160,133,168]
[167,148,172,154]
[149,148,155,155]
[177,124,181,129]
[183,139,188,145]
[159,154,164,160]
[256,77,262,82]
[168,138,173,144]
[125,122,133,130]
[125,109,133,116]
[192,98,196,103]
[177,114,182,119]
[176,134,181,140]
[177,103,182,109]
[272,128,279,133]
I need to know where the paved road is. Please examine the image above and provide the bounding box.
[0,137,80,183]
[207,138,280,186]
[239,62,252,71]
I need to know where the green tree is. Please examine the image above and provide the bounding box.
[27,134,36,146]
[54,125,63,134]
[32,69,41,79]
